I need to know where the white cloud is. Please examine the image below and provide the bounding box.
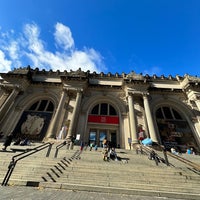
[23,23,48,55]
[54,22,74,50]
[8,41,19,60]
[0,22,105,73]
[0,50,12,73]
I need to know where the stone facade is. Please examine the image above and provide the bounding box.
[0,66,200,152]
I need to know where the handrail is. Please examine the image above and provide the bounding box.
[139,143,200,171]
[136,145,159,165]
[166,151,200,171]
[150,144,170,166]
[150,143,200,171]
[1,142,53,186]
[137,144,169,166]
[54,141,66,158]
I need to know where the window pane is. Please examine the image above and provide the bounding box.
[172,109,182,120]
[163,107,173,119]
[38,100,48,111]
[100,103,107,115]
[156,108,164,119]
[29,102,38,111]
[46,101,54,112]
[91,105,99,114]
[109,105,117,115]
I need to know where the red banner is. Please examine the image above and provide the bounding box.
[88,115,119,124]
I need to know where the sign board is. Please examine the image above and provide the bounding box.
[128,138,132,144]
[76,134,80,140]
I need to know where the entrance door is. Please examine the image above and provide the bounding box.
[99,130,107,147]
[89,130,96,146]
[88,128,117,147]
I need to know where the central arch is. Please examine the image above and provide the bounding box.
[82,94,126,148]
[88,102,119,147]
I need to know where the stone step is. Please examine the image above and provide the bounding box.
[39,182,200,200]
[1,143,200,200]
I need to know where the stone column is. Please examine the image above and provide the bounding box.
[191,94,200,124]
[0,87,20,124]
[143,94,158,142]
[194,97,200,111]
[0,92,9,108]
[66,90,82,140]
[128,93,138,144]
[46,89,67,139]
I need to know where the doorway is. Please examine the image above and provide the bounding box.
[88,129,117,147]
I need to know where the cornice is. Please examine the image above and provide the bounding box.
[2,67,200,91]
[181,74,200,90]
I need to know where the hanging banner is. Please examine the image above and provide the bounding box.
[88,115,119,124]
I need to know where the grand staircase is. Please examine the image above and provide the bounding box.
[0,142,200,200]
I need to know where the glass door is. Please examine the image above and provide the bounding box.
[89,130,97,146]
[99,130,107,147]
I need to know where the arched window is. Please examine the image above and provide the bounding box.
[28,100,54,112]
[88,103,119,147]
[13,99,54,140]
[90,103,117,116]
[156,106,198,152]
[156,106,183,120]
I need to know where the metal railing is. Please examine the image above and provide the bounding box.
[136,144,170,166]
[149,143,200,172]
[166,151,200,172]
[54,141,66,158]
[1,142,53,186]
[137,143,200,172]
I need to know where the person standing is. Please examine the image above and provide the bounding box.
[186,148,191,154]
[102,137,108,148]
[2,132,13,151]
[80,141,84,151]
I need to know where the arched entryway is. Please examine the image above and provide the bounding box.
[87,103,120,148]
[13,99,54,141]
[156,106,198,152]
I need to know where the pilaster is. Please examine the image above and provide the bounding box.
[127,93,138,144]
[0,86,20,125]
[46,89,68,138]
[143,93,158,142]
[66,90,82,140]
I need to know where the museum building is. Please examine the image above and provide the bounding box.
[0,66,200,152]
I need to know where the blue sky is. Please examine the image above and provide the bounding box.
[0,0,200,77]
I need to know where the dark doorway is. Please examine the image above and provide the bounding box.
[111,132,117,148]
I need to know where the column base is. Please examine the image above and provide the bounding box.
[132,139,139,144]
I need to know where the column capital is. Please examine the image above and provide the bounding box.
[63,87,83,93]
[195,94,200,101]
[76,88,83,93]
[127,88,143,96]
[142,92,149,97]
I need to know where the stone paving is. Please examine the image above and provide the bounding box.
[0,186,186,200]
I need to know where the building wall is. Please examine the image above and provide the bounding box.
[0,67,200,152]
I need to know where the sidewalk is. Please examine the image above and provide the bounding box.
[0,186,185,200]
